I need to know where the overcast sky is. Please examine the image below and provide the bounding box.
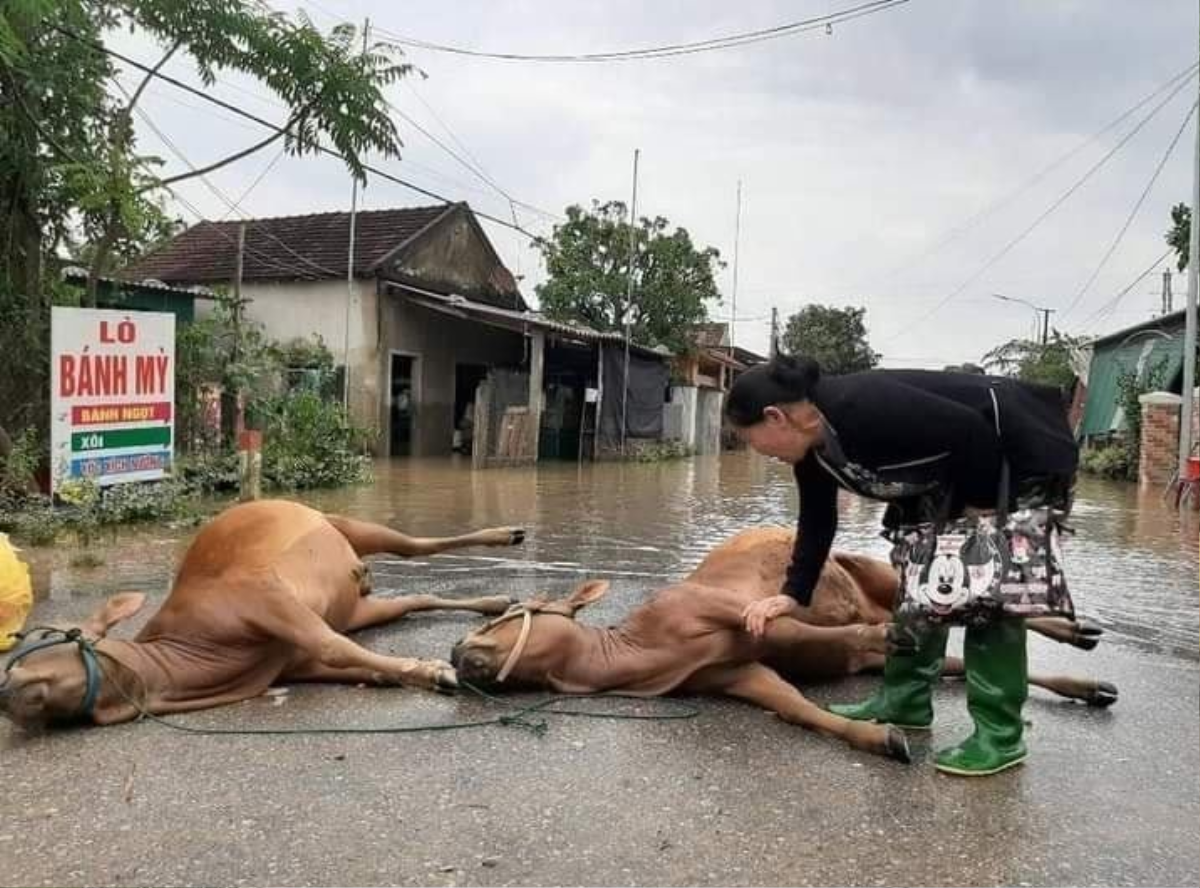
[115,0,1199,366]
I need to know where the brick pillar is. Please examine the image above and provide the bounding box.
[1139,390,1200,486]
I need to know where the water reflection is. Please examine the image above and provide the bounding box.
[20,452,1198,659]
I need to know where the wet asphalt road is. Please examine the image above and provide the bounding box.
[2,574,1197,888]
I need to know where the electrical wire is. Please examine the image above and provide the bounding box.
[1059,99,1198,322]
[877,72,1196,345]
[368,0,911,63]
[56,24,540,239]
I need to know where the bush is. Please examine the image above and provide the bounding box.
[0,477,202,547]
[260,390,373,490]
[1080,444,1133,480]
[176,451,241,495]
[0,427,41,508]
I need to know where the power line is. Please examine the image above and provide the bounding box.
[275,0,561,221]
[15,65,312,286]
[878,72,1196,345]
[1060,99,1198,322]
[218,147,286,222]
[58,25,539,240]
[124,90,346,279]
[1078,249,1176,332]
[111,78,326,281]
[868,62,1199,288]
[383,96,560,221]
[369,0,911,63]
[127,66,549,223]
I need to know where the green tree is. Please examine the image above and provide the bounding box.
[1166,202,1190,273]
[534,200,723,354]
[780,304,879,374]
[0,0,409,452]
[981,330,1084,392]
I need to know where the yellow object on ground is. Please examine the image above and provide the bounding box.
[0,532,33,651]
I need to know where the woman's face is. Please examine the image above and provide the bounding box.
[737,401,824,463]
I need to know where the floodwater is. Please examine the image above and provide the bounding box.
[7,451,1199,887]
[21,451,1199,661]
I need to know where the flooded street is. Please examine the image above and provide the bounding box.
[23,451,1200,662]
[4,453,1198,887]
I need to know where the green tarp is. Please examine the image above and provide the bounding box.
[1079,333,1185,438]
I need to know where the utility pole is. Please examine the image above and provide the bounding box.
[770,306,780,358]
[1163,268,1174,315]
[992,293,1053,346]
[1039,307,1054,346]
[222,222,247,449]
[729,180,742,362]
[620,148,639,458]
[343,18,369,411]
[1177,10,1200,488]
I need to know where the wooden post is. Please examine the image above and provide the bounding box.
[528,329,545,460]
[472,378,492,470]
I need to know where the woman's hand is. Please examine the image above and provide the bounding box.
[742,594,799,638]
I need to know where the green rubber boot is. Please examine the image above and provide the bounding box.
[828,623,949,730]
[935,618,1028,777]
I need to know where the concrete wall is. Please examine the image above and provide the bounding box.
[668,386,698,449]
[667,385,722,454]
[196,279,381,433]
[385,207,520,308]
[694,388,725,455]
[380,296,525,456]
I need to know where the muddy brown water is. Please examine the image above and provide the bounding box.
[18,451,1199,661]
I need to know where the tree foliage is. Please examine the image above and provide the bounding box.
[780,304,879,375]
[0,0,408,455]
[1166,202,1190,273]
[534,200,723,353]
[981,330,1084,393]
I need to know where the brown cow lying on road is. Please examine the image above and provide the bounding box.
[451,527,1117,763]
[1,500,522,728]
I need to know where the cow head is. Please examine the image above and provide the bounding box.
[449,580,609,690]
[0,592,145,729]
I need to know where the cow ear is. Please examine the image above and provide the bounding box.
[563,580,609,614]
[80,592,146,639]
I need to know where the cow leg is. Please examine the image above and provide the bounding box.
[1026,616,1104,651]
[764,618,891,656]
[690,663,911,762]
[326,514,525,558]
[942,656,1117,707]
[281,661,389,685]
[252,592,456,691]
[760,617,891,678]
[347,593,514,631]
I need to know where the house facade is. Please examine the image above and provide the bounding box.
[122,202,673,462]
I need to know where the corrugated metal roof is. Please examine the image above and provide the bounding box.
[1079,331,1185,438]
[390,283,673,359]
[61,267,216,299]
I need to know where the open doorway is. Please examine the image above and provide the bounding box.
[390,353,416,457]
[453,363,488,454]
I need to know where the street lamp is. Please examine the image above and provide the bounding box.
[992,293,1055,346]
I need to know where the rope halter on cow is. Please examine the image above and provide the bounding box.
[475,603,537,684]
[2,626,103,719]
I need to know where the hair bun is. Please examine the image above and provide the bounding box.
[768,353,821,391]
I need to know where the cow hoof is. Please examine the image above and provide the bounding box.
[884,726,912,763]
[434,667,459,694]
[1086,681,1118,708]
[508,528,526,546]
[1073,620,1103,651]
[480,595,517,615]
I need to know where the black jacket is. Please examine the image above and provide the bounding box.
[785,370,1078,606]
